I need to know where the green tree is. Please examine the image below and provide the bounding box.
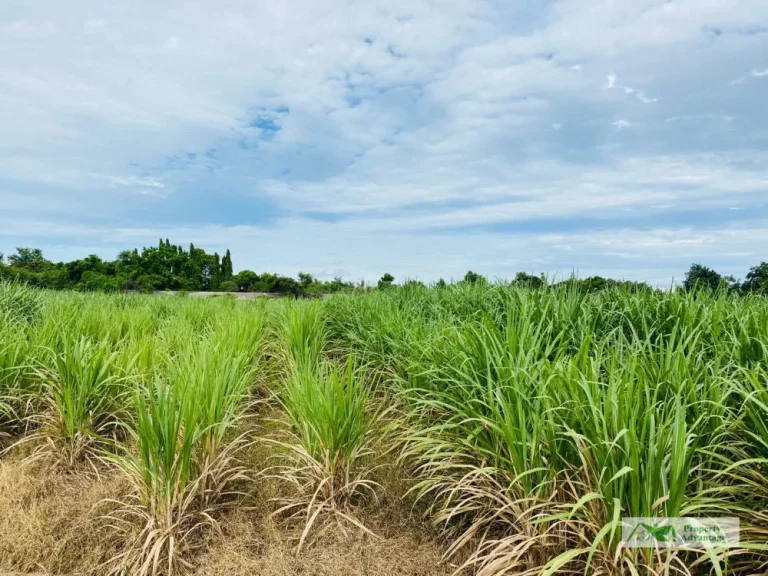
[327,277,353,293]
[211,253,222,290]
[78,270,119,292]
[234,270,259,292]
[580,276,612,292]
[298,272,314,288]
[8,248,49,271]
[378,273,395,290]
[271,275,301,296]
[66,254,107,284]
[463,270,485,285]
[743,262,768,293]
[683,263,723,292]
[514,271,545,289]
[0,241,260,293]
[135,274,164,292]
[221,249,234,280]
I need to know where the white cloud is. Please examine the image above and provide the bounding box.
[1,0,768,282]
[102,175,166,189]
[618,85,657,103]
[613,119,633,130]
[246,153,768,226]
[635,91,658,103]
[665,114,733,123]
[752,68,768,77]
[622,86,657,103]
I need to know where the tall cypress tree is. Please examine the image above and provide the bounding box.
[211,252,221,290]
[222,249,234,279]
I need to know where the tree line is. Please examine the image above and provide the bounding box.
[0,241,766,296]
[379,264,768,294]
[0,240,356,296]
[680,262,768,293]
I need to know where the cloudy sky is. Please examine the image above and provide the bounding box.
[1,0,767,285]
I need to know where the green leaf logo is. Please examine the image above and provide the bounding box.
[628,522,677,543]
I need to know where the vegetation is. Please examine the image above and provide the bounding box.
[2,241,767,298]
[1,278,767,575]
[0,241,356,295]
[324,280,768,575]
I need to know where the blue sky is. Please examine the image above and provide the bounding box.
[1,0,767,286]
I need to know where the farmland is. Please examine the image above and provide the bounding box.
[1,280,767,576]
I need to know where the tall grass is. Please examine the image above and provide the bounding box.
[272,358,381,550]
[278,300,327,371]
[327,283,768,576]
[272,301,382,550]
[279,359,374,469]
[24,336,128,469]
[0,282,41,438]
[0,316,30,437]
[3,279,768,575]
[106,376,212,576]
[0,279,43,324]
[105,310,264,575]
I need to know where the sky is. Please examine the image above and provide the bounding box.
[1,0,767,286]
